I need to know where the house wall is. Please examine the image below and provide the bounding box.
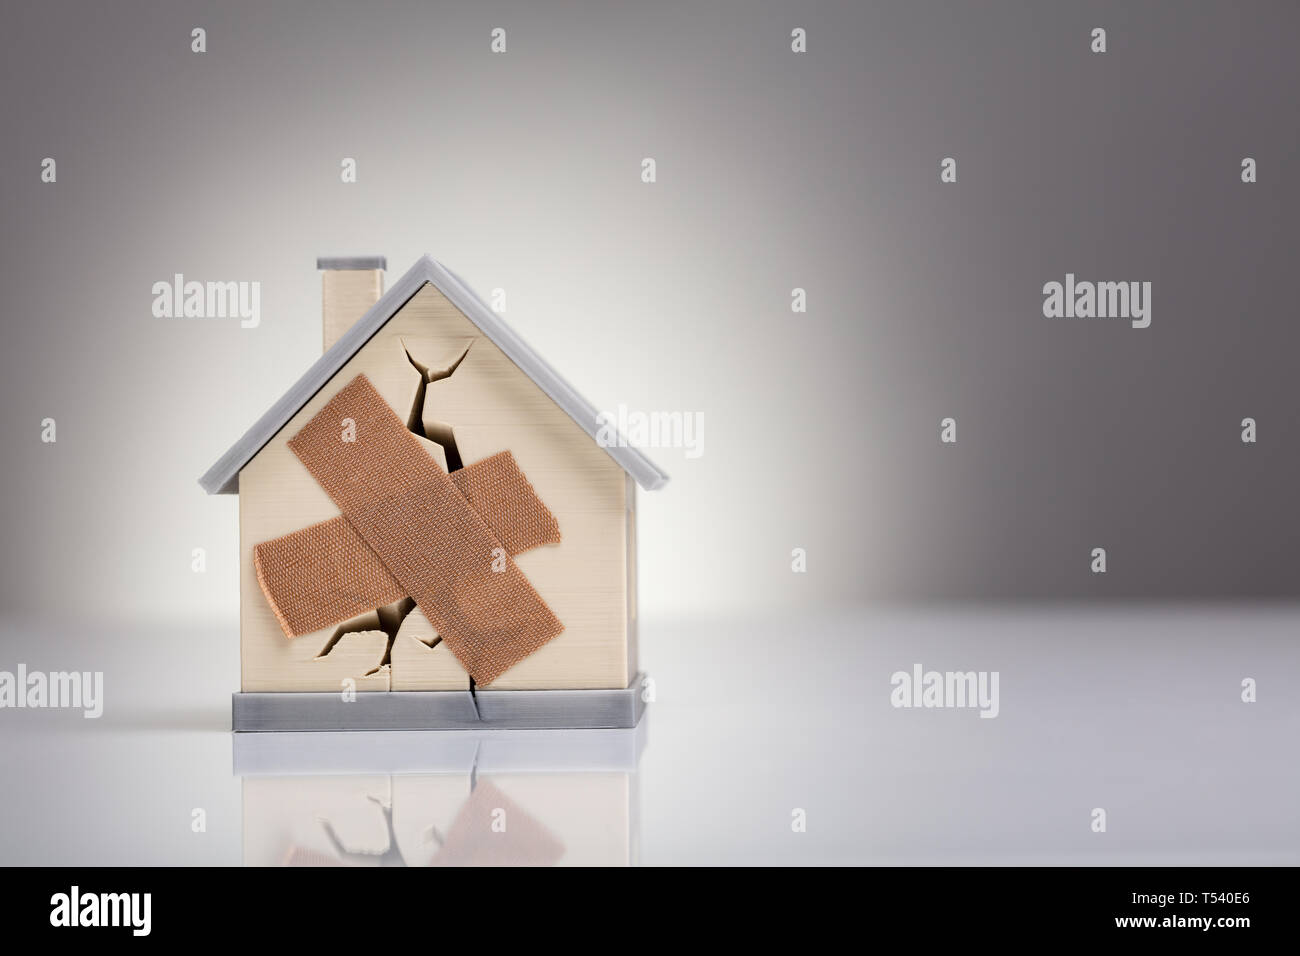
[626,475,638,686]
[238,282,631,692]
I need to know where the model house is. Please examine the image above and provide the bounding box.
[200,256,665,729]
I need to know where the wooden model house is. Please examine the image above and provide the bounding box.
[201,256,666,729]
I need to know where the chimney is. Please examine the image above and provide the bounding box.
[317,256,386,352]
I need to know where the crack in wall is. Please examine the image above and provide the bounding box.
[369,596,416,674]
[402,338,470,471]
[468,677,481,724]
[314,597,416,681]
[314,622,354,660]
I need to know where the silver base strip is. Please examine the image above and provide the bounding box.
[232,674,646,732]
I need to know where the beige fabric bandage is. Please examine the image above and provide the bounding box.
[254,515,406,639]
[253,450,561,640]
[280,374,563,686]
[449,450,561,556]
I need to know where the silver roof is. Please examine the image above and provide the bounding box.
[198,255,670,494]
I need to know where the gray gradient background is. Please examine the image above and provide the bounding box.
[1,1,1298,866]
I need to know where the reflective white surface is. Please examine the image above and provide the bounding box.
[1,606,1296,865]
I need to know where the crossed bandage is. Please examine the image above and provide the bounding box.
[253,374,563,686]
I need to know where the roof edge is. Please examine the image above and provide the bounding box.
[198,255,670,495]
[422,258,670,492]
[198,257,438,494]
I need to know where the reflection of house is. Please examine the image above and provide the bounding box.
[237,726,644,866]
[200,256,666,725]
